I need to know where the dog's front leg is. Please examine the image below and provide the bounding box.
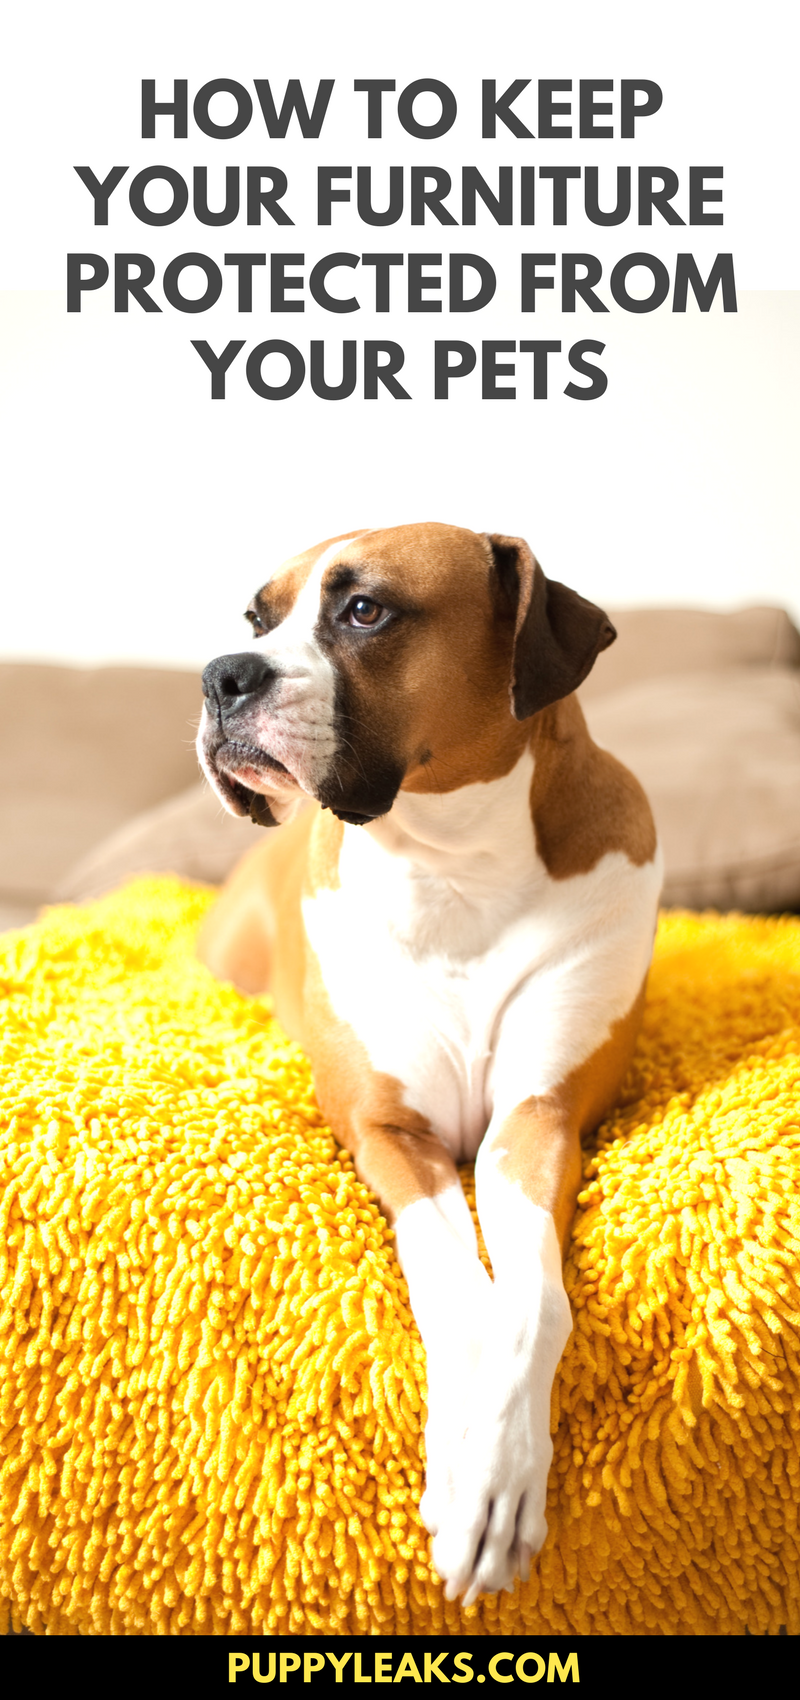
[429,1101,580,1605]
[342,1121,493,1539]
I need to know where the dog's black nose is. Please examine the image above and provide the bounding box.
[202,652,276,719]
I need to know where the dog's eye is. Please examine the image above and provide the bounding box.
[346,597,384,628]
[246,610,266,637]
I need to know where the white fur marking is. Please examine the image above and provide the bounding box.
[246,542,342,797]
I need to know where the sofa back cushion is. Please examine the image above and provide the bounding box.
[581,605,800,703]
[0,662,203,905]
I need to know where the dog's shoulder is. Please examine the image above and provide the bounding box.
[529,693,657,880]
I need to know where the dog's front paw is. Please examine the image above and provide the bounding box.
[430,1397,552,1605]
[428,1281,571,1604]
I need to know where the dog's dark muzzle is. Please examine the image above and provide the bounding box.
[201,652,283,827]
[201,651,402,831]
[201,651,277,727]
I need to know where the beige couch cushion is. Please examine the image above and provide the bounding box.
[55,783,255,903]
[0,662,203,907]
[581,605,800,703]
[586,667,800,911]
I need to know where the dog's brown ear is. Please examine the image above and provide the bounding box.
[487,534,616,720]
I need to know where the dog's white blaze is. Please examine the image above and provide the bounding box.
[302,751,662,1161]
[249,540,344,796]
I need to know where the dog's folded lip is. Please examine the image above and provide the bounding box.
[215,739,293,782]
[205,739,298,816]
[205,763,256,817]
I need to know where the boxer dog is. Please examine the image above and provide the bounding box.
[196,523,661,1605]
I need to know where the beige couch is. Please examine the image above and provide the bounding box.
[2,604,800,930]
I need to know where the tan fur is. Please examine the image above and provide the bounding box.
[492,983,647,1253]
[530,695,657,878]
[322,525,529,795]
[250,530,368,627]
[307,809,344,894]
[196,836,278,997]
[197,808,314,1009]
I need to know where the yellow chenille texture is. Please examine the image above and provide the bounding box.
[0,880,798,1637]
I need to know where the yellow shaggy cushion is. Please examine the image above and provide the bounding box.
[1,878,799,1638]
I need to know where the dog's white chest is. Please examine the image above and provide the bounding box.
[301,766,661,1161]
[302,845,525,1159]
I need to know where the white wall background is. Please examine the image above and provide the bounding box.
[2,0,799,668]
